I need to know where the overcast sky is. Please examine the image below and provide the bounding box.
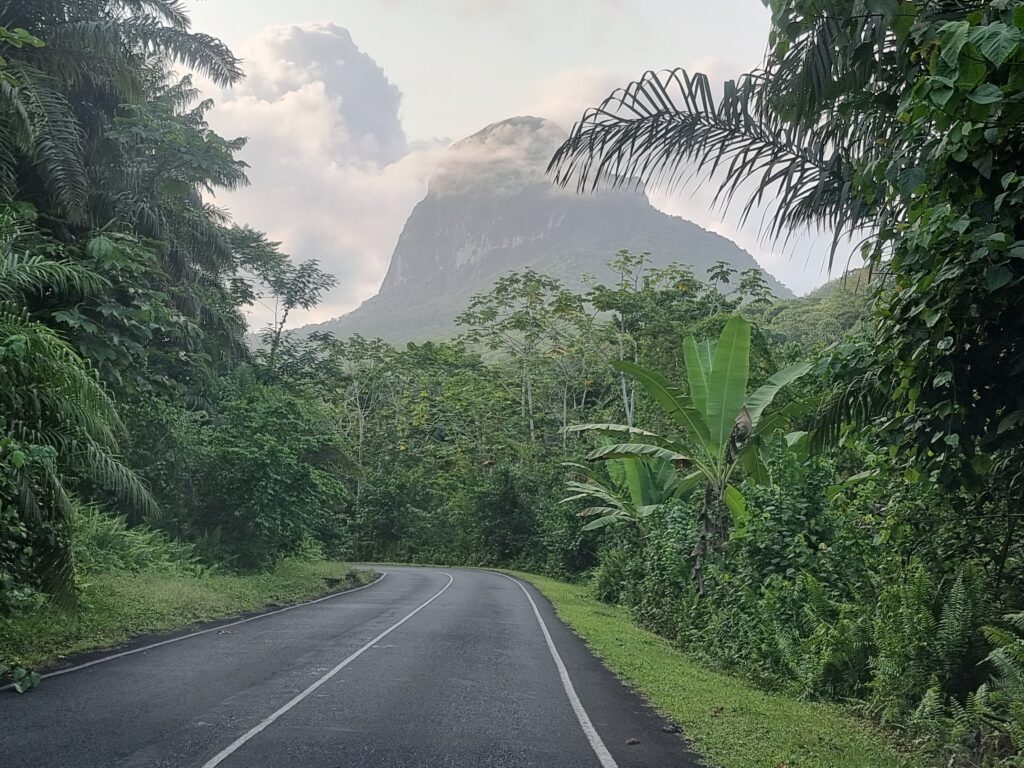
[185,0,849,327]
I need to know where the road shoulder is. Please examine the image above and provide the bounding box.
[512,571,927,768]
[0,561,378,673]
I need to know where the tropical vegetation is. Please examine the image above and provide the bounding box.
[2,2,1024,766]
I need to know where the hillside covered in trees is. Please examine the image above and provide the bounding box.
[2,3,1024,767]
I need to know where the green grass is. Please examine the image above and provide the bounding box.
[0,560,373,667]
[514,572,933,768]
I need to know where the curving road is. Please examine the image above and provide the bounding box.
[0,567,702,767]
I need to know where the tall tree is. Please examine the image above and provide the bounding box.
[457,269,588,440]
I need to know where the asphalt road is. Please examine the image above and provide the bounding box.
[0,567,703,767]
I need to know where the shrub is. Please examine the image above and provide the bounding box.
[71,504,206,577]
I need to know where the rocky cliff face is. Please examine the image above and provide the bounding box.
[304,116,791,342]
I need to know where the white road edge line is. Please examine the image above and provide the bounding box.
[0,571,389,692]
[200,571,455,768]
[495,572,618,768]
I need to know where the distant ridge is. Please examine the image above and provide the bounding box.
[302,116,793,342]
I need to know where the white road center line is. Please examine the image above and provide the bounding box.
[0,572,389,692]
[200,571,456,768]
[495,572,618,768]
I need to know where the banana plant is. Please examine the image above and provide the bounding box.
[562,455,681,536]
[567,315,810,593]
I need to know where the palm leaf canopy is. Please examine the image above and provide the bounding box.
[548,68,874,252]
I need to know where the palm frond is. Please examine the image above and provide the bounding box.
[549,68,873,252]
[0,251,109,300]
[809,371,889,452]
[117,0,191,30]
[2,62,87,219]
[0,303,159,598]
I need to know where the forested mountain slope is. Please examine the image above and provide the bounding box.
[763,266,877,347]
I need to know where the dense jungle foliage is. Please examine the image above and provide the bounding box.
[2,1,1024,765]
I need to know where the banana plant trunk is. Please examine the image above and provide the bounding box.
[691,481,729,596]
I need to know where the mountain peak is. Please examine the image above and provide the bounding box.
[300,117,793,342]
[458,115,565,144]
[430,115,568,196]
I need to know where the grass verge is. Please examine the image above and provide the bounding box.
[1,560,373,667]
[514,571,931,768]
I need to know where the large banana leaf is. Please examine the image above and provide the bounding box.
[623,456,646,506]
[577,506,620,517]
[586,442,690,463]
[724,484,749,537]
[581,514,623,531]
[562,481,629,510]
[695,339,716,376]
[672,469,706,498]
[611,359,713,454]
[744,362,812,427]
[705,316,751,451]
[646,458,681,502]
[737,440,772,485]
[754,397,817,437]
[562,422,670,446]
[682,335,711,417]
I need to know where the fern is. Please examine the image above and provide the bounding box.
[982,612,1024,755]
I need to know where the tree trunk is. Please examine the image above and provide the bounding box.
[994,503,1018,591]
[524,367,536,440]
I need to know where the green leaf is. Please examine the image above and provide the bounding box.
[724,484,748,535]
[956,55,988,89]
[892,2,918,40]
[705,316,751,452]
[971,454,993,476]
[611,360,713,452]
[997,410,1024,434]
[672,470,705,499]
[969,23,1021,66]
[586,443,690,464]
[581,514,621,531]
[562,423,665,441]
[682,335,711,417]
[745,362,812,428]
[695,340,716,377]
[85,235,115,261]
[738,441,771,485]
[986,265,1013,291]
[824,469,879,500]
[899,167,927,195]
[940,21,970,66]
[756,398,817,437]
[785,431,809,449]
[969,83,1004,104]
[622,456,646,506]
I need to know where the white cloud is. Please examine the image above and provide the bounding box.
[520,68,621,130]
[203,23,445,328]
[429,116,569,196]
